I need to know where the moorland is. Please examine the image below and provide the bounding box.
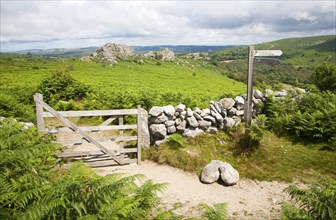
[0,35,335,219]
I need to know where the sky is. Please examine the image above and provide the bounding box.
[1,0,335,52]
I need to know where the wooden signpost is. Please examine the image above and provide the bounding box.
[244,46,283,130]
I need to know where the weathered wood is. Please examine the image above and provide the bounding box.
[61,148,136,158]
[254,50,283,57]
[43,109,138,118]
[69,154,113,161]
[57,151,105,158]
[254,58,281,65]
[60,136,137,145]
[100,117,117,126]
[34,94,124,164]
[137,105,142,165]
[85,158,138,167]
[117,136,138,142]
[119,116,125,160]
[81,156,119,162]
[52,124,137,133]
[57,148,137,158]
[245,46,254,129]
[60,160,135,169]
[61,137,115,145]
[34,93,141,167]
[35,93,45,132]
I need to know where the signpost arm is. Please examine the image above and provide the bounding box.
[245,46,254,129]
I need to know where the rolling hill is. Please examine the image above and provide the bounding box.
[212,35,336,66]
[210,35,336,87]
[0,52,245,122]
[14,45,236,57]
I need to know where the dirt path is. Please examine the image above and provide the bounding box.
[97,160,291,219]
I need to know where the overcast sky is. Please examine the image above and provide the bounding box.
[1,0,335,52]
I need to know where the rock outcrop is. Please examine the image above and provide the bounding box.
[160,48,175,61]
[143,48,175,61]
[143,51,155,58]
[92,43,134,63]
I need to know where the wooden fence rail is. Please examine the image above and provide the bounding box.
[34,93,141,167]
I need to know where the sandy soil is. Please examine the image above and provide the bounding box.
[97,161,291,219]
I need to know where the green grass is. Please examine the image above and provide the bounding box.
[143,130,336,182]
[0,53,245,110]
[210,35,336,87]
[213,35,336,67]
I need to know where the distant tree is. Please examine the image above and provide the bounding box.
[210,54,221,66]
[311,63,336,92]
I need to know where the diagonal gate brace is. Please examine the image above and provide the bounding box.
[34,94,124,165]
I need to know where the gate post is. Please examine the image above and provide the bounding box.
[34,93,45,132]
[137,105,142,165]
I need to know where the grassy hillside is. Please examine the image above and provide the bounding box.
[211,35,336,87]
[1,39,335,186]
[213,35,335,65]
[0,53,245,121]
[144,131,336,182]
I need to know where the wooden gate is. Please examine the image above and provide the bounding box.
[34,93,142,167]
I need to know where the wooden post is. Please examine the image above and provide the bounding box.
[137,105,142,165]
[34,93,45,132]
[244,47,282,133]
[119,116,124,160]
[245,46,254,130]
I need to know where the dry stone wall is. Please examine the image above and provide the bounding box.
[0,116,34,129]
[1,87,306,149]
[147,88,306,146]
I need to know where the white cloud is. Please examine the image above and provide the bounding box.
[286,11,317,22]
[0,0,335,51]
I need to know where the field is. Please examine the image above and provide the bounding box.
[0,53,245,122]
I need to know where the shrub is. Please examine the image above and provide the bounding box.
[0,118,60,219]
[20,164,167,220]
[311,63,336,92]
[168,133,186,149]
[282,176,336,220]
[248,114,267,147]
[0,93,35,122]
[201,203,227,220]
[0,118,168,220]
[235,114,268,153]
[38,70,91,106]
[265,92,336,149]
